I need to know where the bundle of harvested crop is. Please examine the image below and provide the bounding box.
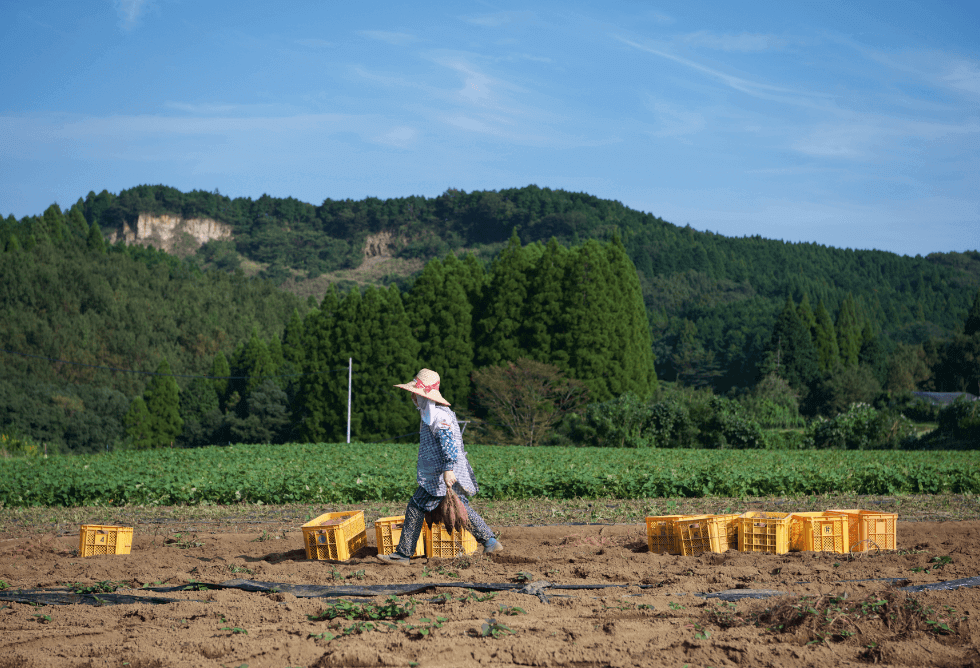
[428,487,471,532]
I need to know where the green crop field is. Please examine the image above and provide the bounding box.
[2,444,979,508]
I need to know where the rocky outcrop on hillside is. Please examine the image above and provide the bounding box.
[106,214,232,256]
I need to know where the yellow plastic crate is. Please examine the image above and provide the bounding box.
[738,512,792,554]
[827,509,897,552]
[645,515,685,554]
[79,525,133,557]
[424,521,478,558]
[789,512,848,553]
[676,514,739,556]
[302,511,367,561]
[374,516,425,558]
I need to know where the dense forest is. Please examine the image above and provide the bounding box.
[1,185,978,453]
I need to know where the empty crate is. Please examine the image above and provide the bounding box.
[79,525,133,557]
[676,514,739,556]
[827,509,897,552]
[738,512,793,554]
[789,512,848,553]
[645,515,686,554]
[302,510,367,561]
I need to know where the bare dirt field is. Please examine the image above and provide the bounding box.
[1,502,979,668]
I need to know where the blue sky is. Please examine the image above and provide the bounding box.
[1,0,978,257]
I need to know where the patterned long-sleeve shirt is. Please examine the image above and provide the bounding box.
[416,405,477,497]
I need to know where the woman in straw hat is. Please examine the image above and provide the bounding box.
[377,368,503,564]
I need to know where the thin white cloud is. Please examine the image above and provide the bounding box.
[944,60,980,95]
[616,36,832,108]
[461,11,534,28]
[792,117,980,160]
[115,0,148,30]
[356,30,419,46]
[681,31,787,53]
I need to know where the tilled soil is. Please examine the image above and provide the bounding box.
[1,519,979,667]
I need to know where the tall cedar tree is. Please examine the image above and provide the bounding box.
[267,335,285,378]
[239,328,277,396]
[858,322,888,385]
[178,377,221,447]
[476,231,532,367]
[300,285,343,442]
[282,308,306,371]
[763,297,819,394]
[603,233,658,398]
[357,286,420,439]
[554,240,617,401]
[522,238,570,366]
[797,294,817,337]
[301,286,419,441]
[86,221,106,253]
[210,351,231,406]
[142,359,183,447]
[443,252,486,386]
[66,206,89,238]
[836,293,862,367]
[407,257,475,407]
[123,396,154,449]
[813,300,840,373]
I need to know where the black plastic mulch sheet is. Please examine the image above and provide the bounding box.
[3,575,979,608]
[902,576,980,593]
[0,589,200,606]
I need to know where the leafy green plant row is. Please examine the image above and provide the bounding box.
[1,443,978,507]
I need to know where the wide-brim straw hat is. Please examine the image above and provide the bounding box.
[394,368,450,406]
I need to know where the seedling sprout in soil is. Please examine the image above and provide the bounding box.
[498,605,526,616]
[476,618,515,638]
[66,580,125,594]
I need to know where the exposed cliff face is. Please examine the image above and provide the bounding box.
[363,230,405,259]
[107,214,233,257]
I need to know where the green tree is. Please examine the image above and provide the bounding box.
[884,343,931,392]
[123,396,154,450]
[858,322,888,385]
[475,231,532,367]
[238,329,276,395]
[66,206,89,238]
[522,238,569,365]
[762,296,819,395]
[407,257,474,407]
[86,221,106,253]
[282,308,306,371]
[210,351,231,404]
[810,365,882,417]
[143,358,183,447]
[178,377,222,447]
[603,233,658,398]
[355,286,420,439]
[552,240,618,400]
[836,294,862,367]
[813,300,840,373]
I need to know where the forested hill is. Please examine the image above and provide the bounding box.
[2,184,980,453]
[57,184,980,387]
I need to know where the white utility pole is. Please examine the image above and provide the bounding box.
[347,357,352,443]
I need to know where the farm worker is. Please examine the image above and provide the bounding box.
[376,368,503,564]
